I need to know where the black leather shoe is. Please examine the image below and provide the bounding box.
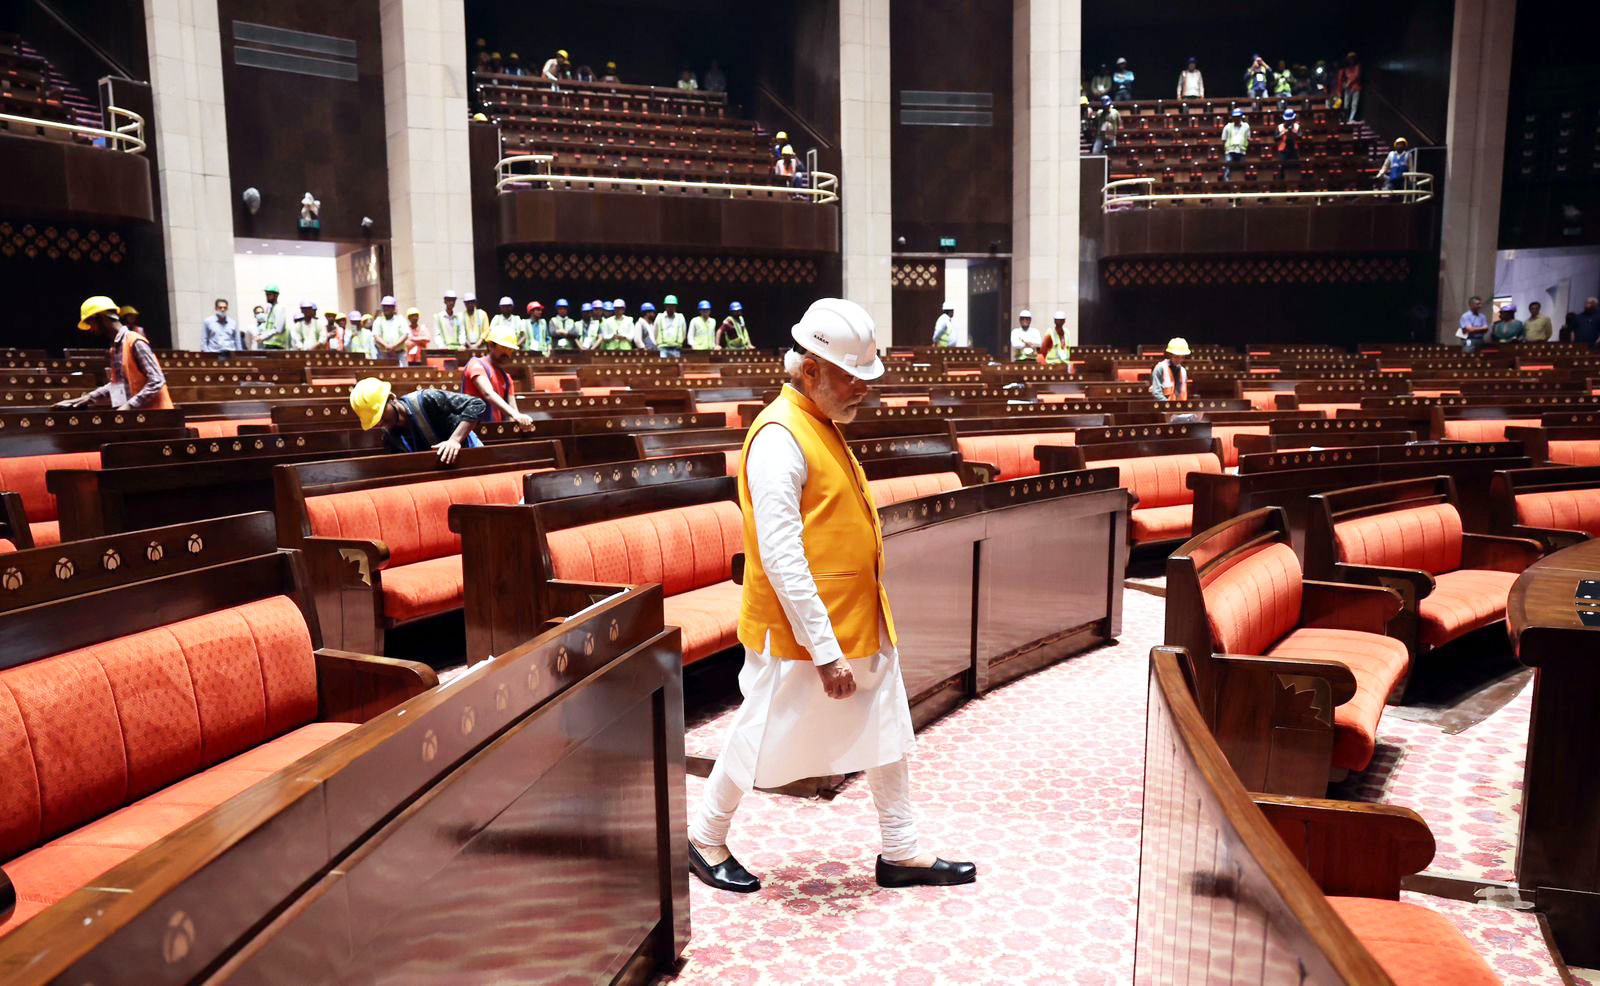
[875,855,977,888]
[689,843,761,893]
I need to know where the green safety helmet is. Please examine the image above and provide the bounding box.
[663,294,679,306]
[264,283,280,293]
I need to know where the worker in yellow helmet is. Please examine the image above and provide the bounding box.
[460,321,533,427]
[57,296,173,410]
[349,377,486,463]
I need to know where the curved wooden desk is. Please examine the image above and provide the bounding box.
[1508,538,1600,966]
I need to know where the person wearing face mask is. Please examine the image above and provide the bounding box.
[688,297,977,896]
[202,298,240,353]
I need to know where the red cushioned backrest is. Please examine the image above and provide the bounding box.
[532,374,573,393]
[1515,489,1600,537]
[878,396,927,408]
[1441,418,1539,443]
[1299,403,1363,414]
[0,595,315,859]
[1333,502,1463,574]
[0,451,102,523]
[1241,390,1276,411]
[305,469,529,567]
[956,433,1076,481]
[694,401,745,427]
[545,501,743,595]
[1198,541,1303,654]
[1548,440,1600,467]
[868,472,962,507]
[1095,452,1222,508]
[1211,425,1269,468]
[191,418,271,439]
[722,449,741,476]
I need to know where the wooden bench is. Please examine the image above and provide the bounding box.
[1503,423,1600,466]
[1165,506,1407,794]
[1490,464,1600,550]
[1053,422,1223,547]
[1230,416,1417,459]
[274,441,566,653]
[1139,645,1500,984]
[1307,475,1544,657]
[48,430,385,540]
[0,512,436,938]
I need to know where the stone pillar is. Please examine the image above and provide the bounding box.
[144,0,234,349]
[379,0,475,311]
[1437,0,1516,342]
[1012,0,1081,344]
[839,0,893,344]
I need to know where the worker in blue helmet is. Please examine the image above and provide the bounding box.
[688,299,718,351]
[636,301,659,351]
[550,298,578,349]
[718,300,752,349]
[578,301,600,350]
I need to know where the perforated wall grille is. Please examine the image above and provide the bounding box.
[0,223,127,264]
[505,251,819,285]
[1104,255,1412,288]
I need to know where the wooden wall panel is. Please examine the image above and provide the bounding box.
[496,189,839,255]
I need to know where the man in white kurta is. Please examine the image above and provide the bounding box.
[687,297,976,893]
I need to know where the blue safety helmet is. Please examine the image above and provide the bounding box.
[601,301,614,313]
[640,302,656,313]
[1283,108,1297,121]
[580,302,592,313]
[555,298,569,308]
[730,301,743,312]
[1101,94,1112,106]
[698,300,711,311]
[1231,107,1244,118]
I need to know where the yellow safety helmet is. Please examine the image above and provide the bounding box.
[78,295,118,330]
[781,144,795,156]
[1164,337,1191,357]
[117,304,139,317]
[775,131,787,141]
[405,306,421,317]
[557,49,569,59]
[484,321,521,350]
[349,377,393,431]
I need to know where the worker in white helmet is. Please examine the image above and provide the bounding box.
[688,297,977,895]
[932,298,959,347]
[1010,309,1042,361]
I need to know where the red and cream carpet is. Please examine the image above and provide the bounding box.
[669,585,1568,985]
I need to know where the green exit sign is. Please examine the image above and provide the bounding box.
[938,237,957,249]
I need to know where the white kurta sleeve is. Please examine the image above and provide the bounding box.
[746,423,849,667]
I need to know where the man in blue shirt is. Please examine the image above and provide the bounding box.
[1456,296,1489,352]
[201,298,242,353]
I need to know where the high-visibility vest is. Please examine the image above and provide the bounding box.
[117,328,174,409]
[656,312,687,348]
[688,315,718,350]
[258,302,289,348]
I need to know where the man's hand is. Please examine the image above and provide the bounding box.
[818,659,856,700]
[433,438,463,464]
[52,398,82,409]
[511,412,535,428]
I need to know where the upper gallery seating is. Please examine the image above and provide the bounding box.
[0,513,436,936]
[476,73,795,193]
[1165,505,1407,795]
[1090,96,1394,204]
[1140,645,1499,984]
[0,34,100,140]
[1307,475,1544,657]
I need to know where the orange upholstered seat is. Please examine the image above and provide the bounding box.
[305,469,529,568]
[1334,503,1464,575]
[546,501,744,664]
[191,418,271,438]
[1267,628,1409,769]
[0,595,351,936]
[1299,402,1362,414]
[1198,540,1408,772]
[878,396,927,408]
[1241,390,1277,411]
[1211,424,1269,468]
[1548,439,1600,466]
[379,554,467,624]
[1098,451,1221,544]
[694,400,746,427]
[1442,418,1539,443]
[1418,569,1519,647]
[957,433,1076,480]
[868,472,962,506]
[1326,897,1499,985]
[1115,367,1147,382]
[0,450,100,542]
[722,449,741,475]
[1515,487,1600,537]
[1129,504,1194,543]
[532,373,573,392]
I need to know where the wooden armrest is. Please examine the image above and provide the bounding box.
[1508,524,1590,552]
[1215,652,1358,705]
[446,501,535,535]
[302,535,390,583]
[1330,562,1434,610]
[314,648,438,723]
[959,460,998,484]
[1460,532,1545,573]
[1300,580,1402,635]
[1253,794,1434,899]
[544,579,631,616]
[0,864,13,925]
[0,492,32,550]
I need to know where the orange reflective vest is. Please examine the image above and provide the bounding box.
[119,329,173,409]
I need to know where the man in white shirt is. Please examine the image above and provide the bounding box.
[461,292,489,348]
[290,301,322,350]
[372,295,408,363]
[688,297,976,894]
[932,299,957,347]
[434,290,466,350]
[1177,56,1205,98]
[1010,309,1042,361]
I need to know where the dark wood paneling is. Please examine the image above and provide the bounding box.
[0,134,153,223]
[219,0,390,242]
[496,189,838,254]
[888,0,1012,254]
[1103,204,1430,258]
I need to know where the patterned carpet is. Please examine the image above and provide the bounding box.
[668,586,1569,985]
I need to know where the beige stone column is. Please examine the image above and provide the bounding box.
[839,0,893,344]
[379,0,475,311]
[1012,0,1081,343]
[144,0,234,349]
[1437,0,1516,342]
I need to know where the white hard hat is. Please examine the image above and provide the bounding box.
[443,289,458,299]
[498,295,513,306]
[942,299,957,311]
[790,298,884,381]
[1054,310,1067,320]
[1019,309,1032,319]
